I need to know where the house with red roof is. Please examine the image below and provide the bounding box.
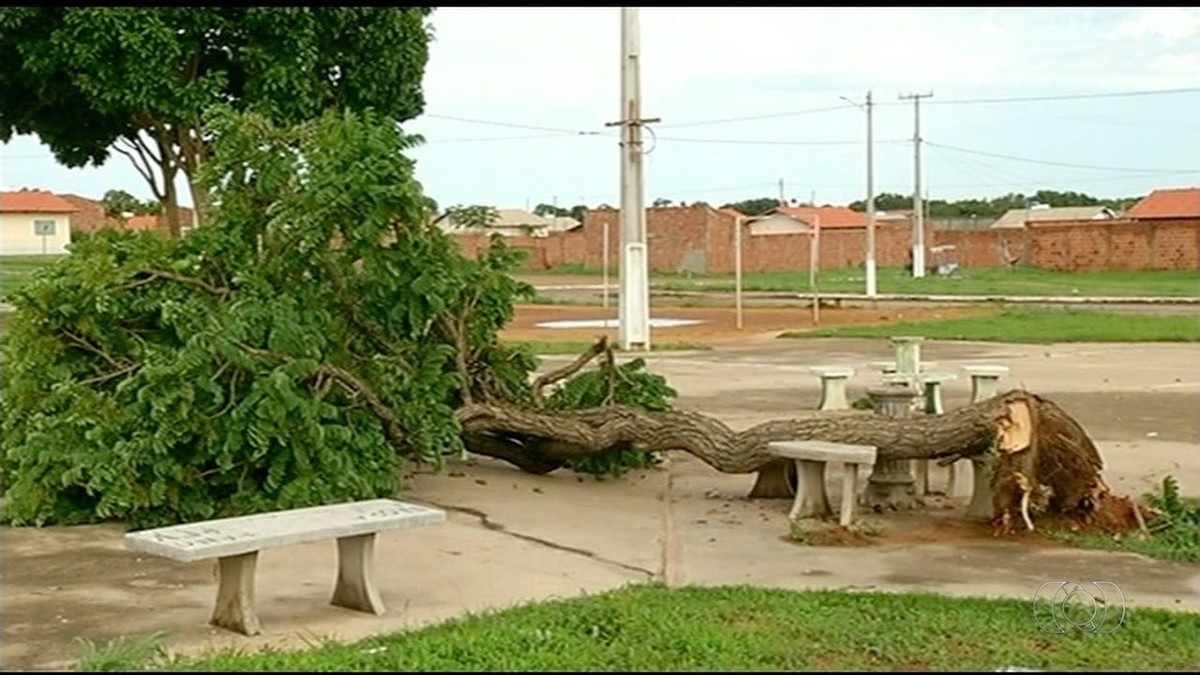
[1125,187,1200,221]
[0,189,78,256]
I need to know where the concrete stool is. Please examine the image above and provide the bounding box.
[768,440,878,526]
[916,372,957,415]
[869,360,898,375]
[962,365,1010,403]
[809,365,855,411]
[889,335,925,376]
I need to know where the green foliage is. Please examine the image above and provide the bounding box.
[847,190,1140,219]
[0,7,435,225]
[720,197,782,216]
[444,204,500,230]
[0,108,528,529]
[1138,476,1199,562]
[74,630,171,672]
[545,357,676,478]
[1049,475,1199,563]
[101,190,159,218]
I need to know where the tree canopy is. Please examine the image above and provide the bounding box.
[0,7,434,235]
[846,190,1140,219]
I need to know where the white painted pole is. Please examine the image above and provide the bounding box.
[602,219,610,309]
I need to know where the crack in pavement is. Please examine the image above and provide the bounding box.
[416,500,657,579]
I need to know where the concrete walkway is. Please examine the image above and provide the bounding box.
[2,339,1198,670]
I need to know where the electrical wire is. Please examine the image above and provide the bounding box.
[925,141,1199,174]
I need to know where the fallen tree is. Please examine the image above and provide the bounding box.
[0,107,1147,537]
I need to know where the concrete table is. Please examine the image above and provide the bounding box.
[962,364,1011,403]
[862,387,920,510]
[809,365,855,411]
[768,440,878,526]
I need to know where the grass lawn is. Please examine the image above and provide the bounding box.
[0,254,65,300]
[506,339,711,355]
[780,307,1200,343]
[78,584,1199,672]
[527,266,1200,298]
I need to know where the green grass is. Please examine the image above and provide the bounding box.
[779,307,1200,343]
[77,584,1199,672]
[0,254,66,300]
[609,267,1200,298]
[507,340,711,355]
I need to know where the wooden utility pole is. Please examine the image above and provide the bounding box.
[900,91,933,278]
[605,8,660,351]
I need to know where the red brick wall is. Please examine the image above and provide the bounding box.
[1027,218,1200,271]
[449,210,1200,273]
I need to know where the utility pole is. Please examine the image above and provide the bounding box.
[778,178,785,204]
[900,91,932,278]
[840,91,877,297]
[605,7,660,351]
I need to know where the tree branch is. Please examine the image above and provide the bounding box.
[531,336,608,406]
[237,343,409,452]
[120,269,232,296]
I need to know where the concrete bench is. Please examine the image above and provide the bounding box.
[768,440,877,526]
[124,499,446,636]
[962,365,1010,403]
[809,365,855,411]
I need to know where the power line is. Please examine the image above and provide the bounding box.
[420,113,609,136]
[656,104,854,129]
[925,140,1200,174]
[654,136,910,147]
[880,86,1200,107]
[423,133,583,144]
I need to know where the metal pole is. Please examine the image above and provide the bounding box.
[865,90,877,297]
[900,91,933,278]
[734,215,743,330]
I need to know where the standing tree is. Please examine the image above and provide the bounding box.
[0,7,434,236]
[101,190,158,219]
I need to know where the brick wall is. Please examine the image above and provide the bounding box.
[449,208,1200,273]
[1027,218,1200,271]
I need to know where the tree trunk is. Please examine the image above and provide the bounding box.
[455,389,1140,531]
[456,398,1001,473]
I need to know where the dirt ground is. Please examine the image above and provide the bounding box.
[3,332,1198,670]
[502,303,988,344]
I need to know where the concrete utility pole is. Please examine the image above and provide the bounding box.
[840,91,877,297]
[605,7,660,351]
[778,178,785,204]
[900,91,932,278]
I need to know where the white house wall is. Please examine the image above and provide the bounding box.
[0,212,73,255]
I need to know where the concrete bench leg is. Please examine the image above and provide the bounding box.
[211,551,261,636]
[788,459,832,521]
[332,533,385,615]
[818,376,850,411]
[915,459,931,495]
[923,381,945,415]
[748,459,795,498]
[966,458,993,520]
[948,460,973,498]
[839,464,860,527]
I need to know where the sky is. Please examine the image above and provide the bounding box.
[2,7,1198,211]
